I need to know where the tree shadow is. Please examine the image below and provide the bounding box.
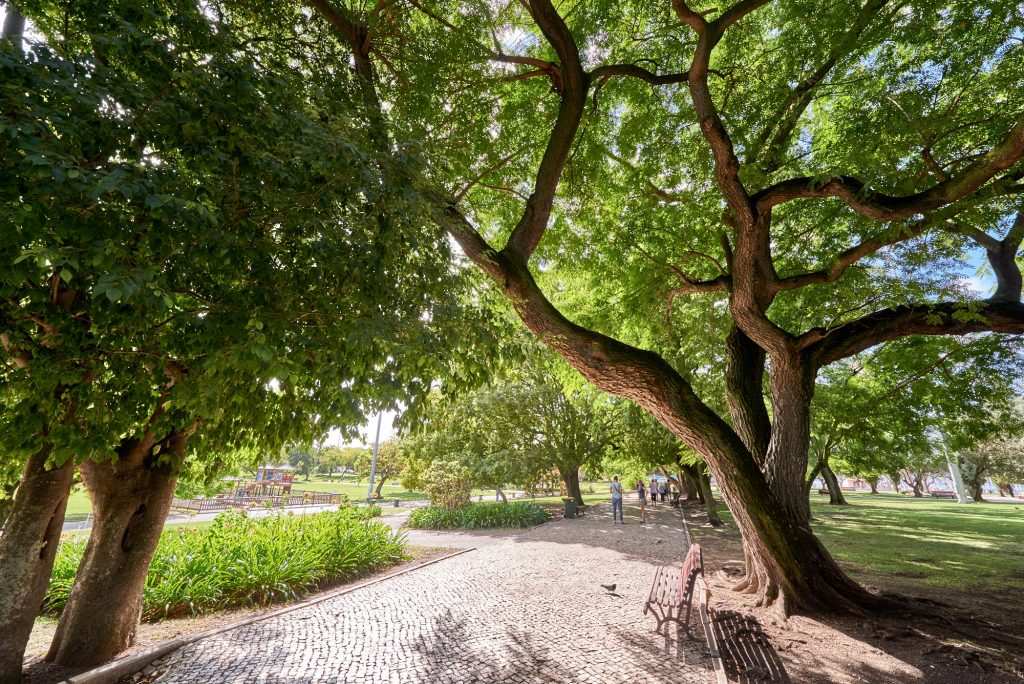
[711,610,790,683]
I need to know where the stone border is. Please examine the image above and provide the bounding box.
[59,548,475,684]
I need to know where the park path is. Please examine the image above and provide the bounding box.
[130,501,710,684]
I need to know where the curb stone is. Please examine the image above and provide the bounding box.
[58,547,475,684]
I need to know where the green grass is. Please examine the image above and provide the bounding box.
[708,492,1024,596]
[63,490,92,521]
[808,493,1024,594]
[287,480,427,501]
[46,506,403,621]
[405,502,551,530]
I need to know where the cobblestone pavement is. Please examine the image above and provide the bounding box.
[134,502,710,684]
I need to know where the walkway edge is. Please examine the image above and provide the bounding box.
[59,547,476,684]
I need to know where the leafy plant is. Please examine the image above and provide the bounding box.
[44,508,405,621]
[405,502,550,530]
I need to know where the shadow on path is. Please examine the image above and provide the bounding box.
[712,610,790,683]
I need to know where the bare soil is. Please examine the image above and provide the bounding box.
[681,503,1024,684]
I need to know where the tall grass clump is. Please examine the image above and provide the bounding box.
[405,502,550,530]
[45,507,405,621]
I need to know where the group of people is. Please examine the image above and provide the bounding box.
[608,476,668,524]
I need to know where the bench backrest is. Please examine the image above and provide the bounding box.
[678,543,703,603]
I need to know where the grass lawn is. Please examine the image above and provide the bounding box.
[63,489,91,521]
[809,492,1024,595]
[708,492,1024,597]
[291,480,426,501]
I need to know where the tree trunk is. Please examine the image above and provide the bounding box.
[681,467,701,502]
[996,482,1014,498]
[889,470,902,494]
[497,488,507,503]
[805,461,822,499]
[866,476,879,494]
[46,433,186,668]
[0,447,73,684]
[820,462,847,506]
[971,482,985,502]
[558,466,584,506]
[763,355,815,523]
[374,472,387,498]
[697,469,722,526]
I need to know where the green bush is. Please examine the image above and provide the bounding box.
[405,502,550,530]
[45,507,405,621]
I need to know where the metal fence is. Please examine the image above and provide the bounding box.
[170,491,338,513]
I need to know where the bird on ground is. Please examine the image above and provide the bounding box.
[600,583,616,592]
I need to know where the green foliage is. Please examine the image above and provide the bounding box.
[43,508,404,620]
[419,458,473,510]
[0,0,489,479]
[405,502,550,530]
[403,346,618,496]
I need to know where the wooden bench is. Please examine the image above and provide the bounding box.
[643,543,703,635]
[931,490,957,499]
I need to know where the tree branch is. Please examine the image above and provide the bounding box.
[589,63,691,85]
[805,300,1024,367]
[753,115,1024,219]
[501,0,588,263]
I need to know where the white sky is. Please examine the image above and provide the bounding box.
[324,411,398,449]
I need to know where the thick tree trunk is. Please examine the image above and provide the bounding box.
[866,476,879,494]
[46,434,186,668]
[0,447,73,684]
[889,470,902,494]
[764,355,815,523]
[820,462,847,506]
[496,488,507,503]
[374,473,387,498]
[697,469,722,526]
[971,482,985,502]
[996,482,1014,498]
[558,466,584,506]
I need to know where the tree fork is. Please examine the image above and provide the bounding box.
[46,431,189,668]
[0,446,73,684]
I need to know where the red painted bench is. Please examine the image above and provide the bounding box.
[643,543,703,635]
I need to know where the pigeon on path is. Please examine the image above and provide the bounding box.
[600,583,616,592]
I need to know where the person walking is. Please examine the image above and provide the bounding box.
[659,480,667,503]
[636,479,647,523]
[610,476,624,524]
[649,478,659,505]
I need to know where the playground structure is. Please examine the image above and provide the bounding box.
[171,465,341,513]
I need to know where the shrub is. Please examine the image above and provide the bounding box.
[405,502,550,530]
[421,458,473,510]
[45,507,405,621]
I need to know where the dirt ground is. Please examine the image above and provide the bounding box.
[671,502,1024,684]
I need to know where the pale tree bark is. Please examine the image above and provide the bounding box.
[0,446,73,684]
[46,426,194,668]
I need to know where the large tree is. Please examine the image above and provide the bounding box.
[296,0,1024,615]
[0,0,480,674]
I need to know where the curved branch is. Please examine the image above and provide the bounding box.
[502,0,588,263]
[754,116,1024,219]
[805,300,1024,367]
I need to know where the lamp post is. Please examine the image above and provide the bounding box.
[366,412,383,502]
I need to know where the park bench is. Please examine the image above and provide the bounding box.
[931,490,957,499]
[643,543,703,635]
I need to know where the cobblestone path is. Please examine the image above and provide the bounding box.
[136,504,710,684]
